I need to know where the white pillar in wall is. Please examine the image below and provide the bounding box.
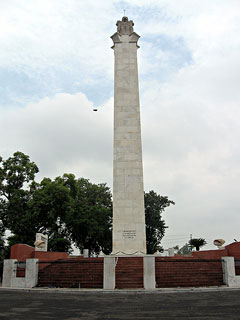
[222,256,240,287]
[104,256,115,289]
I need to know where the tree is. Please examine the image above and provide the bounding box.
[28,177,73,252]
[48,232,72,253]
[0,151,38,201]
[0,152,73,252]
[0,152,175,257]
[176,243,191,255]
[62,175,112,255]
[145,191,175,254]
[0,230,5,280]
[0,153,112,255]
[189,238,207,251]
[0,152,39,245]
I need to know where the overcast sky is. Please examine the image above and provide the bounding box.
[1,0,240,251]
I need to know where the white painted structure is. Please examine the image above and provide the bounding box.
[111,16,146,254]
[2,259,38,288]
[222,257,240,287]
[103,256,116,290]
[143,256,156,289]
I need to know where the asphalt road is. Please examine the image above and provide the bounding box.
[0,288,240,319]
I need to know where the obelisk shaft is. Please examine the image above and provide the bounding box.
[111,17,146,254]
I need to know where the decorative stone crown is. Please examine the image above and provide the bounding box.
[111,16,140,48]
[116,16,134,35]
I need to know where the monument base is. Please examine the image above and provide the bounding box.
[111,251,146,256]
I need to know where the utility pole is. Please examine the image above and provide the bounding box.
[190,234,193,252]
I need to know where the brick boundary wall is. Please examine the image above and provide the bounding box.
[115,257,143,289]
[38,258,104,288]
[155,258,223,288]
[5,256,236,289]
[37,257,224,289]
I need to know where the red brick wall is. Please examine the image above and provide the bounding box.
[192,249,228,259]
[10,244,34,261]
[38,256,144,289]
[37,256,226,289]
[38,258,104,288]
[155,257,223,288]
[226,242,240,259]
[10,244,69,269]
[33,251,69,270]
[33,251,68,261]
[115,257,143,289]
[191,242,240,260]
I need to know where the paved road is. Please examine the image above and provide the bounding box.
[1,288,240,319]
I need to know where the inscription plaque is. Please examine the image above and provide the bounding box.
[122,230,136,239]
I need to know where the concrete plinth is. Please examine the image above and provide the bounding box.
[2,258,38,288]
[2,259,17,287]
[25,258,39,288]
[104,257,115,290]
[222,257,240,287]
[144,256,156,290]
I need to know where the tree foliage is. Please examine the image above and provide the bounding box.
[0,230,5,280]
[189,238,207,251]
[28,177,73,251]
[0,152,39,245]
[0,153,113,255]
[145,190,175,254]
[0,152,71,250]
[55,174,112,255]
[0,152,174,257]
[176,243,192,255]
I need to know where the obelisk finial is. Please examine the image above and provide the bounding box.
[116,16,134,35]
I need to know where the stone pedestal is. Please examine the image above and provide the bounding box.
[111,16,146,255]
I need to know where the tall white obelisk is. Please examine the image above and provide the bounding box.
[111,17,146,254]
